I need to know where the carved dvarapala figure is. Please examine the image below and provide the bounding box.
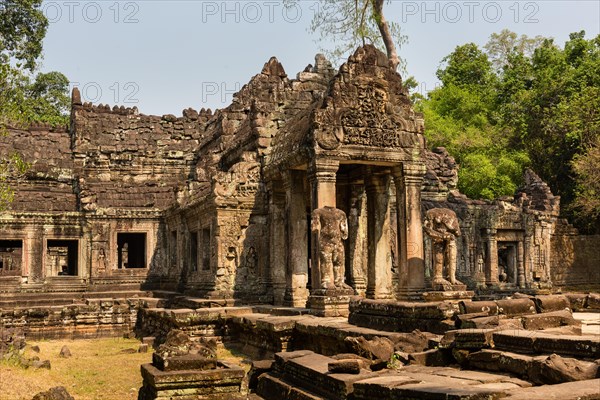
[423,208,462,291]
[311,206,349,290]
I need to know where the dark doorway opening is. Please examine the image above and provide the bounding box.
[498,242,517,284]
[190,231,198,272]
[0,240,23,276]
[117,233,146,269]
[47,240,78,276]
[306,213,313,291]
[200,228,210,270]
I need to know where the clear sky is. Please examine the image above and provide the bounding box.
[38,0,600,116]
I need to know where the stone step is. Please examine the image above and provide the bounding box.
[274,351,385,400]
[257,374,324,400]
[253,305,310,316]
[465,349,599,385]
[501,378,600,400]
[492,330,600,359]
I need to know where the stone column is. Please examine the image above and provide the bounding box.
[29,226,44,283]
[269,181,286,305]
[365,169,392,299]
[393,163,426,298]
[485,229,499,286]
[283,170,309,307]
[307,159,339,290]
[517,240,525,288]
[346,178,367,296]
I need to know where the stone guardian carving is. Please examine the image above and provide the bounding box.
[423,208,463,291]
[311,206,350,290]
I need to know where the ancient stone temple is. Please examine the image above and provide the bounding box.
[0,45,597,307]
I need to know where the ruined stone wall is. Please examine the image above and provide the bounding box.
[162,55,336,301]
[71,102,208,211]
[0,124,76,212]
[551,231,600,288]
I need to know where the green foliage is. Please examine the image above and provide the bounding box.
[307,0,407,70]
[0,0,48,70]
[423,30,600,231]
[571,137,600,229]
[0,0,70,211]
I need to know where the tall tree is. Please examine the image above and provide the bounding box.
[308,0,406,70]
[422,30,600,232]
[0,0,69,211]
[0,0,48,70]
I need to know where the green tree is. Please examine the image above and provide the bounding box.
[423,30,600,232]
[1,0,70,211]
[0,0,48,70]
[571,137,600,229]
[421,42,529,200]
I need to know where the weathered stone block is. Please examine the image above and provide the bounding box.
[328,359,361,374]
[152,353,217,372]
[533,295,570,313]
[496,299,536,316]
[458,300,498,315]
[521,310,579,330]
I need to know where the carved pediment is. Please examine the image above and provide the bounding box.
[313,46,424,151]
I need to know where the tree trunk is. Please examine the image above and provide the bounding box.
[371,0,400,71]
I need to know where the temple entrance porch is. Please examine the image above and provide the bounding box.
[272,159,427,308]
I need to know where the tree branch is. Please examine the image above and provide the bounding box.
[371,0,400,70]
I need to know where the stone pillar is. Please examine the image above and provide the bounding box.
[393,163,426,298]
[517,241,525,288]
[485,229,499,286]
[283,170,309,307]
[269,181,286,305]
[307,159,339,291]
[30,226,44,283]
[365,169,392,299]
[346,178,367,296]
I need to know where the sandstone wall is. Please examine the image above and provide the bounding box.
[71,104,208,211]
[551,233,600,287]
[0,124,76,212]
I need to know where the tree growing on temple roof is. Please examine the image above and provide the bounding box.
[307,0,406,71]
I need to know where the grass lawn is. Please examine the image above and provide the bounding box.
[0,338,153,400]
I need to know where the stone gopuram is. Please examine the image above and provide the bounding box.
[0,45,596,311]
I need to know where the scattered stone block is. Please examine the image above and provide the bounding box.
[247,360,274,391]
[138,344,148,353]
[328,359,361,374]
[32,360,51,369]
[408,348,453,367]
[459,300,498,315]
[497,298,536,316]
[31,386,74,400]
[533,295,570,313]
[345,336,394,362]
[587,293,600,310]
[527,354,599,384]
[564,293,588,311]
[521,309,580,330]
[502,379,600,400]
[58,345,71,358]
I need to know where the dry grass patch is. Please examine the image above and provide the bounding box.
[0,338,152,400]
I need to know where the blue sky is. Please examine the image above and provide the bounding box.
[38,0,600,115]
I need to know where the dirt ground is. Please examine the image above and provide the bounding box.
[0,337,252,400]
[0,338,153,400]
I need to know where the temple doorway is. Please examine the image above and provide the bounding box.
[117,233,147,269]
